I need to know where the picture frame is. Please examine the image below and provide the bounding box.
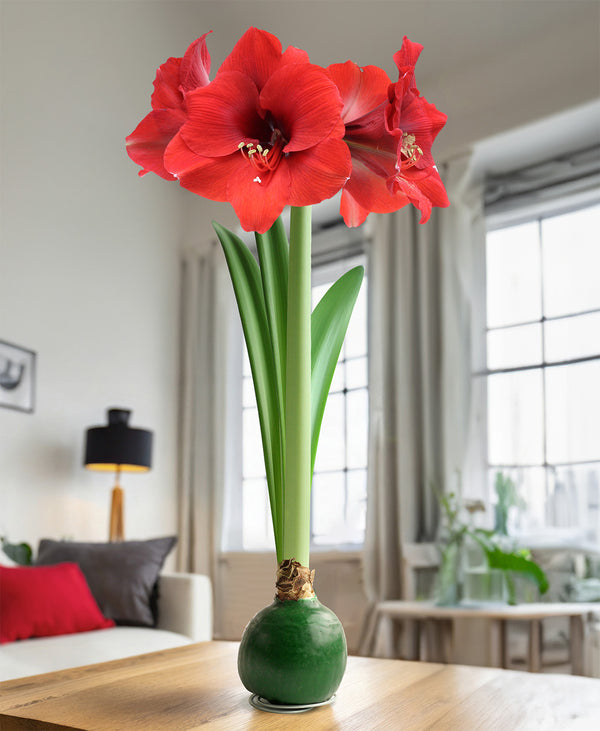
[0,340,36,413]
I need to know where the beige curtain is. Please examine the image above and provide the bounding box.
[176,243,235,596]
[360,155,484,655]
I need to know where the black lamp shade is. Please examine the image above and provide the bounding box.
[84,408,153,473]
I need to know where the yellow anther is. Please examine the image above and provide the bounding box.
[238,142,245,149]
[256,144,263,153]
[401,133,423,165]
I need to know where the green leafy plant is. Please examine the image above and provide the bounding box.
[1,537,33,565]
[436,491,548,605]
[494,472,526,536]
[214,211,363,567]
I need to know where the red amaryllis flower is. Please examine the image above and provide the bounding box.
[327,36,448,227]
[126,33,211,180]
[164,28,351,233]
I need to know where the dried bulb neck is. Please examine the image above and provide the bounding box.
[275,558,315,601]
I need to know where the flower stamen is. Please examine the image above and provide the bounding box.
[401,132,423,167]
[238,130,287,183]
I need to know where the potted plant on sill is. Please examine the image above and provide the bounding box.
[126,27,449,709]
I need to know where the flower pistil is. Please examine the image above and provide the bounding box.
[238,129,287,184]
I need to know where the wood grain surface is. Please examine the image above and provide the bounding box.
[1,641,599,730]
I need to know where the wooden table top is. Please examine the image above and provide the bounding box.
[1,641,599,730]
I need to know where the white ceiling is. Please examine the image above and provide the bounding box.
[165,0,600,160]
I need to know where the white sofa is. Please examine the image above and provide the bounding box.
[0,572,212,682]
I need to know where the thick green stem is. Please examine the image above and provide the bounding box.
[283,206,312,567]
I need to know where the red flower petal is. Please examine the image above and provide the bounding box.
[150,33,212,111]
[396,91,447,168]
[227,163,291,234]
[166,133,294,233]
[150,57,183,111]
[165,136,240,201]
[179,32,212,93]
[326,61,390,124]
[340,189,372,228]
[389,166,450,223]
[126,108,186,179]
[260,64,345,153]
[218,27,285,90]
[180,71,264,158]
[286,138,351,207]
[393,36,423,82]
[281,44,310,66]
[344,153,407,217]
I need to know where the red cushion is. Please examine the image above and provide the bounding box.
[0,563,115,643]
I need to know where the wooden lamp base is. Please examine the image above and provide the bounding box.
[109,485,124,542]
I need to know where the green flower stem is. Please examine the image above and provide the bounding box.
[283,206,312,567]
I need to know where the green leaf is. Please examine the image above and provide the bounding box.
[213,221,284,561]
[255,218,289,550]
[483,546,549,595]
[311,265,364,476]
[1,539,33,565]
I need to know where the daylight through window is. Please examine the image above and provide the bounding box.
[483,202,600,542]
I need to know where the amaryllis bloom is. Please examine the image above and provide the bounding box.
[126,33,211,180]
[327,36,449,227]
[163,28,351,233]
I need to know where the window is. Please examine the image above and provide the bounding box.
[241,254,368,551]
[482,201,600,542]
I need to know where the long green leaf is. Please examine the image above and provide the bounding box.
[471,530,549,595]
[255,219,288,549]
[484,547,549,595]
[311,266,364,476]
[213,221,284,560]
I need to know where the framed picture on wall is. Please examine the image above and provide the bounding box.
[0,340,36,413]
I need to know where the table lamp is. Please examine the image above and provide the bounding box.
[84,408,153,541]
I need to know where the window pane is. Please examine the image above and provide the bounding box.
[546,361,600,463]
[243,478,273,550]
[487,323,542,369]
[488,467,546,533]
[550,463,600,542]
[329,359,345,393]
[346,356,367,389]
[542,204,600,318]
[347,469,367,543]
[486,222,541,327]
[545,311,600,362]
[243,407,264,478]
[242,376,255,408]
[314,392,346,472]
[242,344,251,377]
[487,370,544,464]
[344,279,368,358]
[312,282,329,309]
[347,389,368,469]
[312,471,345,544]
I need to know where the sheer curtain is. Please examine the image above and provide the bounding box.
[176,243,237,615]
[360,154,484,655]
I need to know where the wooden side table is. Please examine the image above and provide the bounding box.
[365,600,600,673]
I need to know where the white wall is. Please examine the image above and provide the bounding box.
[0,1,191,551]
[1,0,598,623]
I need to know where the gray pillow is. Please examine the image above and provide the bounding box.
[36,537,176,627]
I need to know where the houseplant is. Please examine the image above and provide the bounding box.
[436,485,549,606]
[127,27,448,708]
